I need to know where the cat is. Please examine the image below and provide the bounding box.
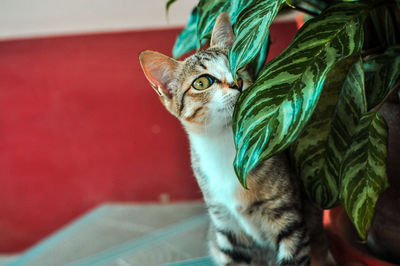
[139,12,333,266]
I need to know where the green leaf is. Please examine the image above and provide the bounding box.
[290,58,367,208]
[340,112,389,241]
[369,6,399,48]
[286,0,295,8]
[246,34,270,80]
[196,0,226,47]
[232,2,368,186]
[196,0,252,48]
[173,0,272,59]
[302,0,327,11]
[229,0,285,80]
[383,7,398,46]
[172,7,199,58]
[364,45,400,110]
[166,0,177,15]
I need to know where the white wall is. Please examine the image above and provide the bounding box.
[0,0,197,40]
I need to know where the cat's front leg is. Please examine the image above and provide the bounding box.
[274,218,311,266]
[206,203,257,266]
[208,223,253,266]
[243,199,311,266]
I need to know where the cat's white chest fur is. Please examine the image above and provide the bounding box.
[189,127,241,210]
[189,127,264,243]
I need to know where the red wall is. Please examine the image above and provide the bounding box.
[0,23,297,252]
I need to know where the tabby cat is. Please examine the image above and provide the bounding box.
[139,12,333,266]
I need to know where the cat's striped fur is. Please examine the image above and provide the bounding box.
[139,12,333,266]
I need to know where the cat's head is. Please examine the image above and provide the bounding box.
[139,12,251,134]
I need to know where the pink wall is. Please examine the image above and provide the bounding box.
[0,23,297,252]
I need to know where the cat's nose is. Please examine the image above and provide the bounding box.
[229,79,243,92]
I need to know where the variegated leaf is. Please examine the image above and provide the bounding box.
[246,35,270,80]
[364,5,400,50]
[369,7,399,48]
[232,2,368,186]
[173,0,275,65]
[228,0,285,80]
[290,58,366,208]
[301,0,327,12]
[172,7,199,58]
[196,0,226,47]
[196,0,252,48]
[340,112,389,240]
[364,45,400,110]
[173,0,250,57]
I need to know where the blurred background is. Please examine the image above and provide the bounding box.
[0,0,297,257]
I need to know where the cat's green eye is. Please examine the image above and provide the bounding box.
[192,75,214,91]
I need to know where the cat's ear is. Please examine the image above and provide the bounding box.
[210,12,234,49]
[139,50,179,99]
